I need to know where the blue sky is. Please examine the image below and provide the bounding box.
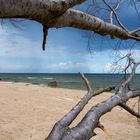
[0,1,140,73]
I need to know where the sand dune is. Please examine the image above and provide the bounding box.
[0,82,140,140]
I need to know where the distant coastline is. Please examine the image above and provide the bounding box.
[0,73,140,90]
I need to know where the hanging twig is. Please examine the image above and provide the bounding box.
[42,24,48,51]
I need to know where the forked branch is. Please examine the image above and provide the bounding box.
[46,55,140,140]
[45,74,115,140]
[103,0,128,31]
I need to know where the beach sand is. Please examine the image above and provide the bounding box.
[0,82,140,140]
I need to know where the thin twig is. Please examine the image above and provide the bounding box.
[110,0,120,24]
[130,27,140,34]
[103,0,128,31]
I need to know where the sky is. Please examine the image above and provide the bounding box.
[0,1,140,73]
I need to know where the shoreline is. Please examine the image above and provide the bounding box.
[0,82,140,140]
[0,81,87,92]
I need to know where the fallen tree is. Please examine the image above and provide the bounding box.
[0,0,140,140]
[45,54,140,140]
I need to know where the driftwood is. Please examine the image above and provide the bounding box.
[45,55,140,140]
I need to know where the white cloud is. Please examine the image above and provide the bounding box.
[105,62,127,73]
[104,49,140,73]
[114,50,140,61]
[1,26,140,73]
[105,63,114,72]
[47,61,72,69]
[46,61,96,72]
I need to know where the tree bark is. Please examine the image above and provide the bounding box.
[0,0,140,42]
[64,90,140,140]
[45,55,140,140]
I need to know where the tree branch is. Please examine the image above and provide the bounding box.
[128,34,140,41]
[119,102,140,118]
[0,1,140,46]
[46,74,115,140]
[102,0,128,31]
[0,0,86,24]
[80,73,92,92]
[61,0,86,9]
[110,0,120,24]
[51,9,140,42]
[116,54,140,94]
[65,90,140,140]
[52,9,129,39]
[59,59,140,140]
[130,27,140,34]
[46,55,140,140]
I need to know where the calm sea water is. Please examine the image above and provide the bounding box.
[0,73,140,91]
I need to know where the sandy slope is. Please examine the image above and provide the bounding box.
[0,82,139,140]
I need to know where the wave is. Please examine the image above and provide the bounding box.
[61,81,79,83]
[43,77,53,80]
[27,77,36,79]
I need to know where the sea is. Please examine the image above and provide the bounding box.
[0,73,140,91]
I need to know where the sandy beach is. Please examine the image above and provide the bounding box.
[0,82,140,140]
